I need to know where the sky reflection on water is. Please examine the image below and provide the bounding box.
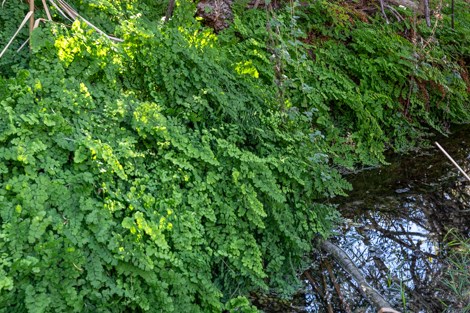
[306,126,470,312]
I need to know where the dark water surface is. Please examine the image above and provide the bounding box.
[307,125,470,313]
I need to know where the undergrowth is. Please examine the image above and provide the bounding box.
[0,0,469,312]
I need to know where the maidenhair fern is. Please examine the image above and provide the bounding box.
[0,0,469,312]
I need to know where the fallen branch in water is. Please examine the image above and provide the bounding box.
[435,142,470,182]
[320,240,401,313]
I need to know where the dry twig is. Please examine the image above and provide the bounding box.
[379,0,390,24]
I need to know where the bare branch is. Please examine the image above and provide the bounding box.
[424,0,431,27]
[385,5,404,22]
[379,0,390,24]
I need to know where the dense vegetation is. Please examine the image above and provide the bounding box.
[0,0,469,311]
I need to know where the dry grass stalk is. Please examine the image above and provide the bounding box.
[435,141,470,182]
[0,11,33,59]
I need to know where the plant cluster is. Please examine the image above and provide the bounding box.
[0,0,469,312]
[225,0,470,166]
[0,2,348,312]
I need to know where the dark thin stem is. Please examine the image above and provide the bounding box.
[325,260,352,313]
[385,5,404,22]
[379,0,389,24]
[320,261,335,313]
[367,216,439,259]
[305,270,331,312]
[424,0,431,27]
[165,0,176,23]
[451,0,455,29]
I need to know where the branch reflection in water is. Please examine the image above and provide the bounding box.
[305,125,470,313]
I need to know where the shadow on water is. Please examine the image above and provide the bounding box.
[303,125,470,313]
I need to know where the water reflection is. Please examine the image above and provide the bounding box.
[305,126,470,312]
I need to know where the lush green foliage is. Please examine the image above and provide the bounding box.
[229,0,470,165]
[0,0,469,312]
[0,2,346,312]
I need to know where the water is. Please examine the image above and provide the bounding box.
[306,125,470,313]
